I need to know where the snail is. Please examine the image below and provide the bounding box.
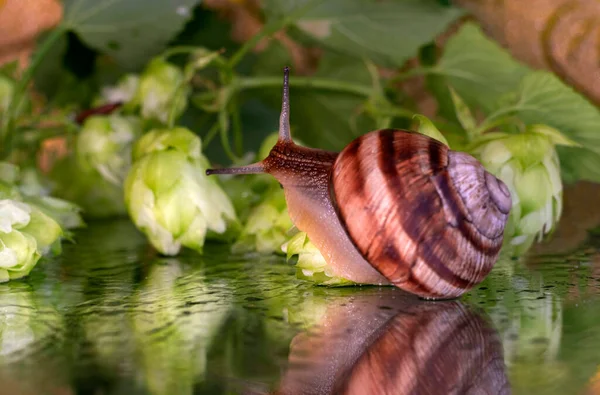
[207,67,512,300]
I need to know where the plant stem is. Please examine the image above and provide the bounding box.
[472,106,521,136]
[237,76,374,98]
[386,66,436,85]
[230,97,243,156]
[160,46,205,60]
[218,109,238,162]
[167,86,184,129]
[228,0,323,68]
[203,120,220,146]
[1,27,66,158]
[372,107,415,119]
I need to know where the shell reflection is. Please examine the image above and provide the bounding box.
[275,290,510,395]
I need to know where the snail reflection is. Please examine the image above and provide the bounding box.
[271,289,510,395]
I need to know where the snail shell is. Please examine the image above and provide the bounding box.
[331,129,512,299]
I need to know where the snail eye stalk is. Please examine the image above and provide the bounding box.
[206,66,293,177]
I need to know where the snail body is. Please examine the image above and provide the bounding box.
[207,67,512,299]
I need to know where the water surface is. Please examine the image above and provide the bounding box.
[1,219,599,395]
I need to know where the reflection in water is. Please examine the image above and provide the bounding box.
[479,261,567,393]
[272,290,510,395]
[490,279,562,366]
[1,220,599,394]
[129,258,233,395]
[0,283,69,395]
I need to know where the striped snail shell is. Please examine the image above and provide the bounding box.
[332,129,512,298]
[207,67,512,300]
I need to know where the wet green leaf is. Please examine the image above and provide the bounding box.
[62,0,202,70]
[264,0,464,68]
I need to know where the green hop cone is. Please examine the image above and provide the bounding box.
[0,162,84,235]
[0,229,39,283]
[130,59,188,124]
[99,73,139,105]
[232,187,293,254]
[282,231,354,286]
[48,113,141,219]
[124,127,238,255]
[23,195,84,231]
[50,154,128,218]
[473,125,577,255]
[19,206,63,254]
[0,199,62,282]
[77,114,142,185]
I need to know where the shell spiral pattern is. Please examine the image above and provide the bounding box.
[330,129,512,299]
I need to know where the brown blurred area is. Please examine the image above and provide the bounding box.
[584,367,600,395]
[531,182,600,255]
[0,0,62,70]
[455,0,600,108]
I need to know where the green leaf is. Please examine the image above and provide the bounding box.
[414,114,449,146]
[264,0,464,68]
[33,33,123,106]
[527,124,581,148]
[295,65,376,149]
[448,87,476,134]
[62,0,202,70]
[509,72,600,152]
[32,34,69,100]
[437,22,530,112]
[0,61,19,79]
[557,146,600,184]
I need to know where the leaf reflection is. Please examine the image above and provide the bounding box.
[270,289,510,395]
